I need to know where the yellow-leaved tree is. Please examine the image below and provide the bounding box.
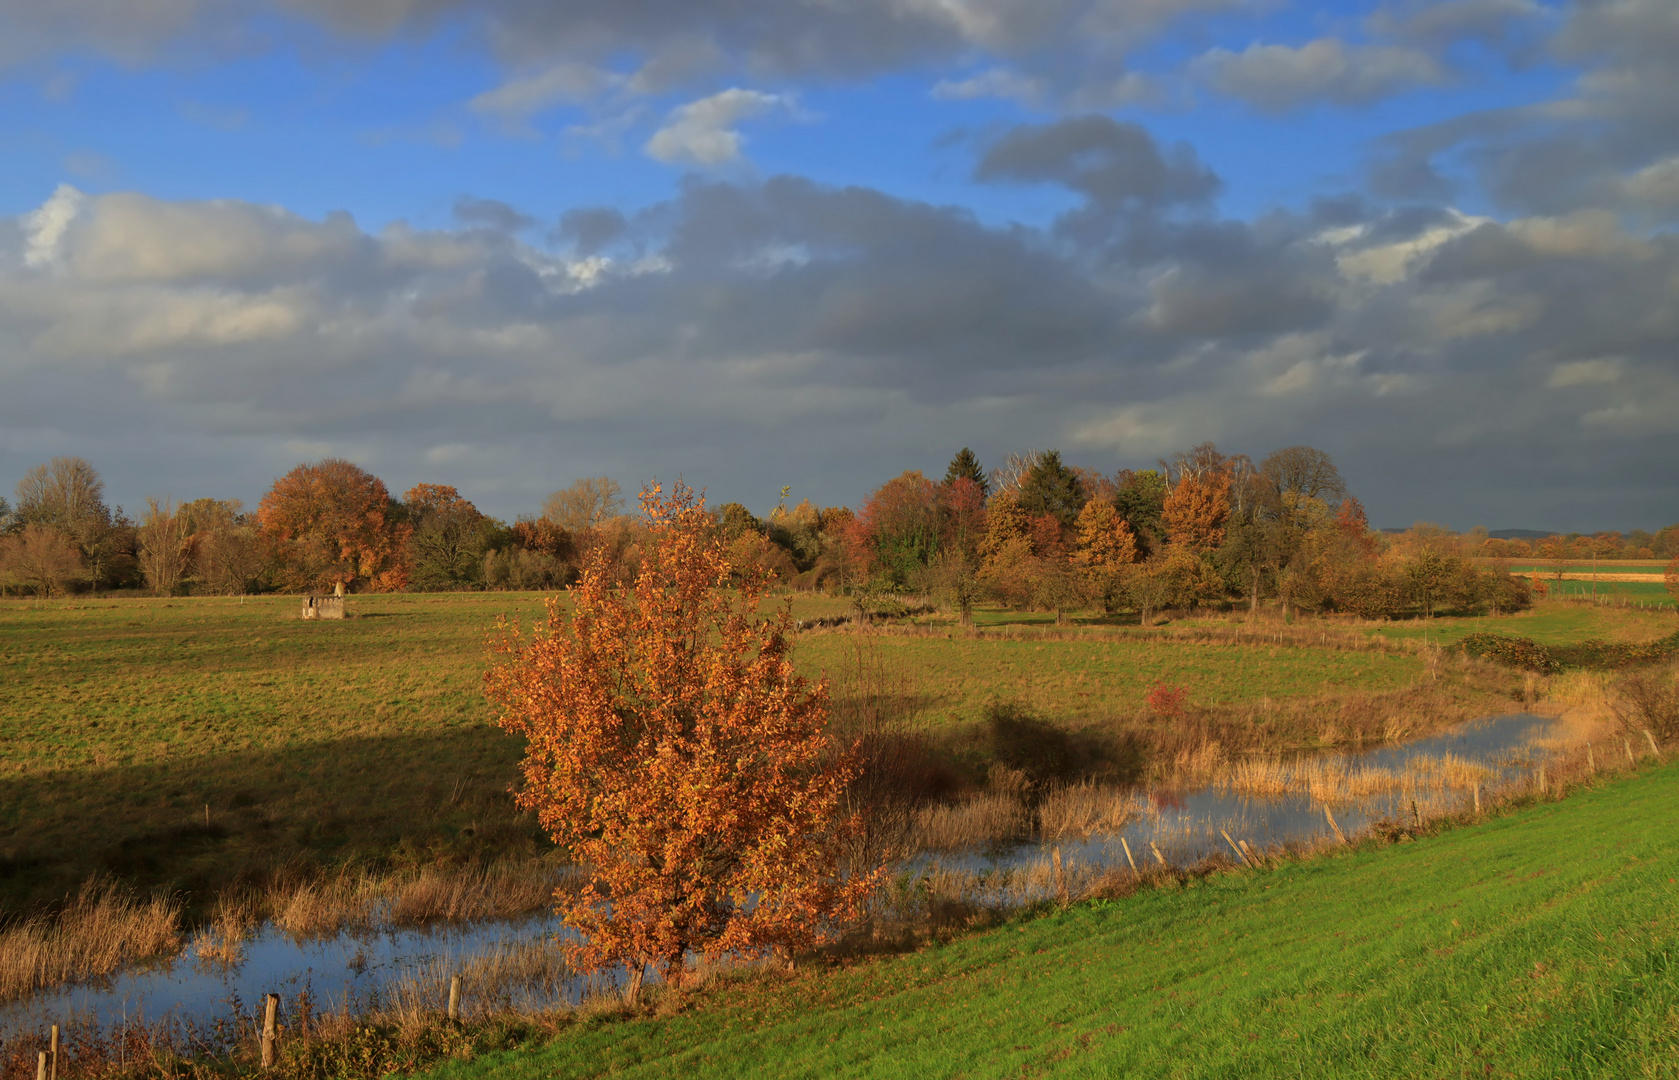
[486,482,874,1005]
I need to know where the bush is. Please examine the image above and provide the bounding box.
[1455,633,1559,673]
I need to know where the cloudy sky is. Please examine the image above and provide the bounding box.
[1,0,1675,531]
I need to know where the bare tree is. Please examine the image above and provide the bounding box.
[1259,446,1347,505]
[137,497,192,596]
[542,477,625,534]
[987,450,1039,497]
[14,457,119,588]
[0,524,85,597]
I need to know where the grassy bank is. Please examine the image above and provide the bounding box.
[1,593,1458,913]
[413,758,1679,1080]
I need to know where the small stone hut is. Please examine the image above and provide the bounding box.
[301,582,347,620]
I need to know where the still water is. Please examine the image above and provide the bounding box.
[0,712,1558,1039]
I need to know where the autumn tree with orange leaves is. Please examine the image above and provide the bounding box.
[486,482,874,1005]
[1161,469,1231,552]
[257,459,411,592]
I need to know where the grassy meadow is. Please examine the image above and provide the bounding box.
[0,590,1474,914]
[1367,598,1679,649]
[418,758,1679,1080]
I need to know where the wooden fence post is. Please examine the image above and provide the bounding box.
[1324,805,1347,845]
[1625,738,1636,764]
[1538,765,1547,796]
[36,1052,46,1080]
[1587,744,1595,774]
[1645,730,1663,761]
[1221,829,1254,867]
[1149,841,1168,866]
[1120,837,1138,873]
[261,993,278,1069]
[1052,847,1066,907]
[49,1024,57,1080]
[448,975,462,1022]
[1473,781,1481,813]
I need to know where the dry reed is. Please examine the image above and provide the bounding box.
[0,883,181,1003]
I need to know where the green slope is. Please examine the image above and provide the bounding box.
[425,764,1679,1079]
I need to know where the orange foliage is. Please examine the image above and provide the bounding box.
[1161,470,1230,552]
[257,459,410,592]
[485,482,874,1002]
[1071,501,1137,568]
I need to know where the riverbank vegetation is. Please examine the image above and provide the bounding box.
[3,725,1671,1079]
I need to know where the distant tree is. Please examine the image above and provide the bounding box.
[257,459,411,592]
[1537,535,1570,580]
[714,502,762,540]
[486,483,874,1004]
[1071,500,1137,612]
[1667,554,1679,608]
[0,524,85,597]
[851,471,941,589]
[0,496,14,535]
[1016,451,1085,529]
[1162,469,1231,552]
[943,448,989,498]
[405,483,491,590]
[179,498,265,595]
[136,497,193,596]
[1113,469,1168,554]
[988,450,1039,497]
[1258,446,1346,506]
[542,477,625,534]
[14,457,121,589]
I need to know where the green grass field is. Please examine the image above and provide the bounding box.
[0,593,1431,912]
[422,761,1679,1080]
[1369,600,1679,649]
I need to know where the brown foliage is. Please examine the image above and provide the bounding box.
[486,482,874,1002]
[0,524,85,597]
[257,459,412,592]
[1162,470,1230,552]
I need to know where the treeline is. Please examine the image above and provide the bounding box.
[2,451,1674,622]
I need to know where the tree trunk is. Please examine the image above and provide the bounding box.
[1055,607,1068,626]
[1249,572,1260,621]
[959,598,973,629]
[623,963,646,1008]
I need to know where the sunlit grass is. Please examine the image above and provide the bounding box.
[418,760,1679,1080]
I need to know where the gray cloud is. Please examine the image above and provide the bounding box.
[453,197,538,232]
[3,144,1676,530]
[975,116,1221,211]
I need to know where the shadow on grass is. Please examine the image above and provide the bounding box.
[0,726,550,918]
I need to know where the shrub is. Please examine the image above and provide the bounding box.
[1455,633,1559,673]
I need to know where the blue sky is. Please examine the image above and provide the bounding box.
[1,0,1675,530]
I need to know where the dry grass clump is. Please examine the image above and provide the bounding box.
[1037,781,1133,842]
[192,892,261,967]
[1219,752,1497,805]
[385,865,570,926]
[910,793,1029,852]
[0,883,181,1002]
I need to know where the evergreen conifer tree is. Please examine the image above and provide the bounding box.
[944,447,989,497]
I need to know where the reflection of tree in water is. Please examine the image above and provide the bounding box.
[1150,789,1187,812]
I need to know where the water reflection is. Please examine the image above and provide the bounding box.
[0,713,1559,1040]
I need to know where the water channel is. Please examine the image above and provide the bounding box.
[0,712,1562,1041]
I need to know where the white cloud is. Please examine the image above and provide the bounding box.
[1623,156,1679,210]
[644,88,787,166]
[1190,38,1449,111]
[22,184,85,269]
[1548,358,1624,387]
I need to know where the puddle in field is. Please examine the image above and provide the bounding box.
[0,713,1559,1041]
